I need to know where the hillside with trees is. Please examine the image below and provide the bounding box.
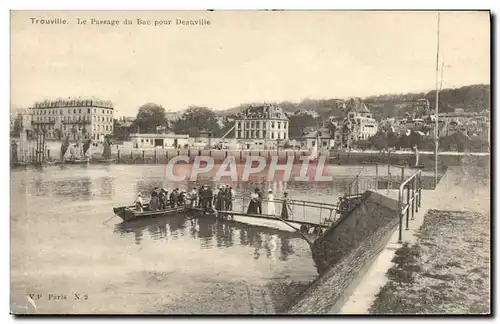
[218,84,490,120]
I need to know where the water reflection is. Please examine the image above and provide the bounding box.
[99,177,114,199]
[114,213,298,261]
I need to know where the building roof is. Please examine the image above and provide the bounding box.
[236,103,288,120]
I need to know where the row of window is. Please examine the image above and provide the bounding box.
[33,100,113,109]
[33,108,113,116]
[33,115,113,123]
[93,124,112,131]
[237,121,288,130]
[236,130,287,140]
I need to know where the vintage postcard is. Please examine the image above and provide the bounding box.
[10,10,491,315]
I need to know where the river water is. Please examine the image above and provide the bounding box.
[10,164,425,314]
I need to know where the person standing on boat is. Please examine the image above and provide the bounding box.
[189,186,199,208]
[135,193,144,212]
[177,190,186,207]
[149,192,160,211]
[267,189,276,215]
[160,188,169,209]
[201,185,213,210]
[197,186,204,207]
[170,188,179,207]
[247,188,260,214]
[157,189,165,209]
[151,187,159,198]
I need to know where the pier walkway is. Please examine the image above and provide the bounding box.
[186,195,361,241]
[340,166,490,314]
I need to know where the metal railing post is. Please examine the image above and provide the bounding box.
[401,167,405,183]
[418,171,422,208]
[388,164,392,191]
[411,177,416,220]
[375,164,379,189]
[406,184,410,230]
[398,186,403,243]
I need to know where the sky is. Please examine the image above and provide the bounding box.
[10,10,490,117]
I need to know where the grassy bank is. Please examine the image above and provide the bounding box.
[369,209,490,314]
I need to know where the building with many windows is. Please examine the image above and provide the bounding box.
[339,98,378,149]
[31,98,114,141]
[234,103,289,148]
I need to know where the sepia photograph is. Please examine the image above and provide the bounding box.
[9,10,491,315]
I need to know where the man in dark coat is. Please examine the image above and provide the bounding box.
[225,185,233,211]
[202,185,213,210]
[256,188,263,214]
[170,188,179,207]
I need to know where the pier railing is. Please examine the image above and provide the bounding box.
[397,170,423,243]
[225,196,339,228]
[347,163,412,195]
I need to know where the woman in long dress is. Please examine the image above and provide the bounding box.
[267,189,276,215]
[247,188,260,214]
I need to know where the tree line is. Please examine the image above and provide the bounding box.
[114,103,234,141]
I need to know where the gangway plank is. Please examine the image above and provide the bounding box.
[187,207,331,229]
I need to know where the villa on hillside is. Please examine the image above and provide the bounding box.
[338,98,378,150]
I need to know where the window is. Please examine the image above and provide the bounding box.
[141,139,144,143]
[271,132,275,139]
[88,108,90,113]
[278,122,281,129]
[94,109,96,113]
[271,122,275,128]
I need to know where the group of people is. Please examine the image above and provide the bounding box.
[247,188,292,219]
[134,187,187,212]
[190,184,235,211]
[133,184,292,220]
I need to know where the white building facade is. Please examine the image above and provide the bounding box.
[234,103,289,148]
[130,133,190,149]
[31,98,114,141]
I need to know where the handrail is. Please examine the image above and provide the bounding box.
[397,169,423,243]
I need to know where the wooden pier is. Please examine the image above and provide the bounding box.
[185,194,364,241]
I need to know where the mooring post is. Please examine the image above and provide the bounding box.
[154,150,157,163]
[130,151,133,161]
[142,150,145,163]
[117,150,120,163]
[47,149,50,161]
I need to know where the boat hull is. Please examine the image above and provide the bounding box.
[113,205,186,221]
[96,159,115,164]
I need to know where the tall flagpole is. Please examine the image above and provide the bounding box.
[434,12,441,188]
